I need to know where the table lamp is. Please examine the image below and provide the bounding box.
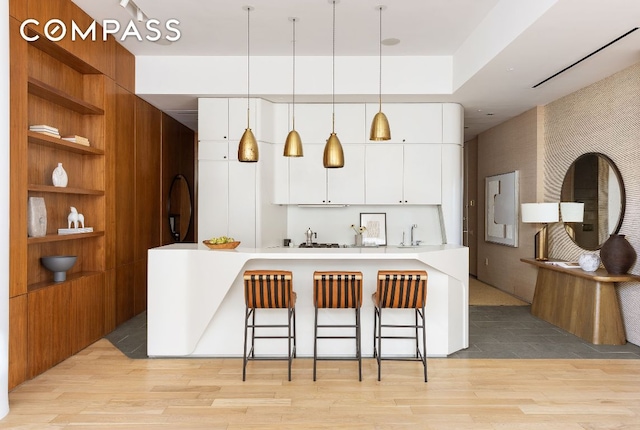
[521,203,559,260]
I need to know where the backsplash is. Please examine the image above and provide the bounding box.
[286,205,444,247]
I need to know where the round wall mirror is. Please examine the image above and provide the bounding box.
[168,174,192,242]
[560,153,625,250]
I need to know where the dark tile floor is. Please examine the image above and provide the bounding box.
[106,306,640,360]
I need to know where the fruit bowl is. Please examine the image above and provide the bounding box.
[202,240,240,250]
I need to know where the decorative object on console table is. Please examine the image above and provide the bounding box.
[51,162,68,187]
[600,234,637,275]
[27,197,47,237]
[521,202,559,261]
[578,253,601,272]
[360,213,386,246]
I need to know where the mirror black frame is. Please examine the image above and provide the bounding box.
[167,174,192,242]
[561,152,625,250]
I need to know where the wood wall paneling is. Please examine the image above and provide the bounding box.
[134,259,148,316]
[135,98,162,259]
[8,295,28,390]
[9,17,28,297]
[103,78,117,271]
[26,0,112,77]
[104,269,117,333]
[161,113,196,244]
[115,43,135,94]
[27,284,71,379]
[115,86,136,266]
[9,0,27,21]
[115,263,135,327]
[70,273,106,353]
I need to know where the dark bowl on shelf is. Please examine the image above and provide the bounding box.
[40,255,77,282]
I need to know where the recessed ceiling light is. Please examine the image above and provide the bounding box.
[381,38,400,46]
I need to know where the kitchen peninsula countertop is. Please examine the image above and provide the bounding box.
[147,243,469,358]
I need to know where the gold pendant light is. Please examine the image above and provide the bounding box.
[324,0,344,168]
[370,5,390,141]
[238,5,259,162]
[284,17,303,157]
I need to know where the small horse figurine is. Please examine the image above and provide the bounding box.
[67,206,85,229]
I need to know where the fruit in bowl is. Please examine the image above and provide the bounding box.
[202,236,240,249]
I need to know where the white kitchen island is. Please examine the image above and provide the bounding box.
[147,244,469,358]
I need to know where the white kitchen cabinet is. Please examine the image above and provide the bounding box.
[294,104,365,144]
[365,144,442,205]
[403,144,442,204]
[197,160,229,241]
[198,98,229,141]
[442,103,464,144]
[365,103,443,144]
[289,143,365,205]
[197,159,256,247]
[289,144,327,204]
[199,140,230,161]
[365,144,404,204]
[327,144,365,204]
[228,161,257,247]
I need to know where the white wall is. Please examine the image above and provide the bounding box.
[286,205,444,247]
[1,0,11,418]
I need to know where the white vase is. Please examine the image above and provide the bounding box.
[355,234,363,246]
[52,162,68,187]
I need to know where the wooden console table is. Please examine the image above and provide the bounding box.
[522,258,640,345]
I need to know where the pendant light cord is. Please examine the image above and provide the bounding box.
[292,18,296,129]
[332,0,336,133]
[246,6,251,128]
[378,6,382,112]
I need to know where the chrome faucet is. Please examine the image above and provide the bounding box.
[410,224,418,246]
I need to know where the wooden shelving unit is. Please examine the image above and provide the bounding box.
[27,131,104,155]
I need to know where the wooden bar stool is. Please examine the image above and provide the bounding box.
[243,270,296,381]
[372,270,428,382]
[313,271,363,381]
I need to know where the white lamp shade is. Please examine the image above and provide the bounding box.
[560,202,584,222]
[521,203,559,223]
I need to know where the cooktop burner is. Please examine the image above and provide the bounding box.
[298,243,341,248]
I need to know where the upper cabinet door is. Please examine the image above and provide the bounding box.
[403,144,442,204]
[198,98,229,141]
[327,144,365,204]
[334,104,366,143]
[294,104,333,144]
[365,144,403,204]
[365,103,443,144]
[289,144,327,204]
[228,98,257,143]
[442,103,464,144]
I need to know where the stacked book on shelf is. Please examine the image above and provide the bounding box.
[29,124,60,138]
[61,135,90,146]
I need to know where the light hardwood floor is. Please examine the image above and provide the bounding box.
[3,339,640,429]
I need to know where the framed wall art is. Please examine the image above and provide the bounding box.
[360,212,387,246]
[485,171,519,247]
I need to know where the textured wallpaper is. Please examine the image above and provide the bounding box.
[544,62,640,345]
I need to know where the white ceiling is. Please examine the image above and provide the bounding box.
[71,0,640,140]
